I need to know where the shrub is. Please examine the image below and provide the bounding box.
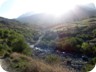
[56,37,83,52]
[81,42,90,51]
[0,29,31,57]
[45,54,60,64]
[9,53,70,72]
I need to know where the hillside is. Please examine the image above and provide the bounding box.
[0,17,40,43]
[54,17,96,71]
[0,29,74,72]
[0,17,96,72]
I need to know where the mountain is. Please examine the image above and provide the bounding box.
[17,3,96,26]
[60,3,96,22]
[18,12,36,18]
[17,13,60,27]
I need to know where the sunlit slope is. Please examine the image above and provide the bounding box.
[49,17,96,32]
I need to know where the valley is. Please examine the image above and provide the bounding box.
[0,16,96,72]
[0,3,96,72]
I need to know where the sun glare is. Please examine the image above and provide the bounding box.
[0,0,94,18]
[45,0,93,17]
[39,0,76,17]
[30,0,91,17]
[32,0,92,17]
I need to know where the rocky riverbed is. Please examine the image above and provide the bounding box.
[29,44,89,72]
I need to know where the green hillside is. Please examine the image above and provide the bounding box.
[0,17,40,43]
[54,17,96,71]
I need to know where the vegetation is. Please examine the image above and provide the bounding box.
[82,57,96,72]
[45,54,61,64]
[0,17,40,43]
[8,52,70,72]
[36,31,57,48]
[56,17,96,55]
[55,37,83,53]
[0,28,74,72]
[55,17,96,71]
[0,29,31,57]
[0,16,96,72]
[0,30,71,72]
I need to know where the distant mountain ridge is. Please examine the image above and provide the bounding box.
[17,13,60,27]
[17,3,96,26]
[60,3,96,23]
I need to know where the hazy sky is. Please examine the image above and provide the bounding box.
[0,0,96,19]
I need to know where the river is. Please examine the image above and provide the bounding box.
[29,31,89,71]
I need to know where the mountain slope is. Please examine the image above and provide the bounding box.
[0,17,40,43]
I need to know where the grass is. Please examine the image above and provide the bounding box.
[45,54,61,64]
[8,52,71,72]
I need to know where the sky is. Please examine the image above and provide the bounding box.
[0,0,96,19]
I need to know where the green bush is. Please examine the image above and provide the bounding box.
[56,37,83,52]
[81,42,90,51]
[0,29,31,57]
